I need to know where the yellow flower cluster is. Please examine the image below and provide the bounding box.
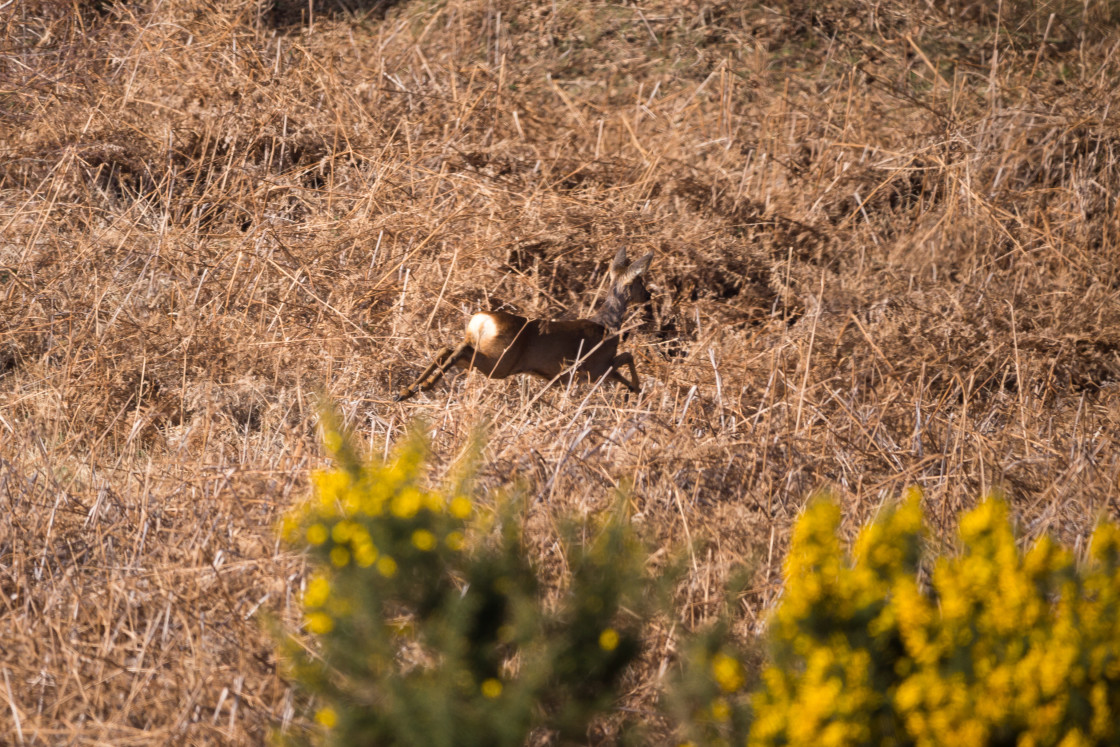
[751,490,1120,746]
[281,425,476,637]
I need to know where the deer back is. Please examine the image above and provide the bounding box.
[520,319,616,380]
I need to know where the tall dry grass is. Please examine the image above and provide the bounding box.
[2,0,1119,742]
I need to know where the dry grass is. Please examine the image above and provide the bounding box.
[2,0,1120,742]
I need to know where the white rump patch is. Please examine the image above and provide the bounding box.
[467,313,499,345]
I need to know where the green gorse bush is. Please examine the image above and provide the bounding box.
[277,419,651,746]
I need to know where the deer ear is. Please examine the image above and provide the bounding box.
[609,247,629,277]
[623,252,653,283]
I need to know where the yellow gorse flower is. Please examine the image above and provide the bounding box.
[449,495,472,519]
[709,697,731,722]
[331,520,356,543]
[354,541,378,567]
[411,529,436,551]
[481,678,502,699]
[303,575,330,608]
[314,706,338,729]
[306,523,329,545]
[377,556,398,578]
[306,611,334,635]
[711,652,745,693]
[330,546,350,567]
[390,488,422,519]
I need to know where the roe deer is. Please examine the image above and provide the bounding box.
[393,248,653,402]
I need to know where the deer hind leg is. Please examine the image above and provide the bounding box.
[607,351,640,393]
[394,342,473,402]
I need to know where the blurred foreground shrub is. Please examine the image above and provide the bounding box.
[276,420,654,746]
[277,420,1120,746]
[752,489,1120,747]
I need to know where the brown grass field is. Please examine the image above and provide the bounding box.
[3,0,1120,742]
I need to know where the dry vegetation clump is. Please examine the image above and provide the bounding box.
[2,0,1120,742]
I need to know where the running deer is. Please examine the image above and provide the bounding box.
[393,248,653,402]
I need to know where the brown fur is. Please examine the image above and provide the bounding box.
[394,249,652,402]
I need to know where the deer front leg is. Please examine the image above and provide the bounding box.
[607,351,640,393]
[394,343,472,402]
